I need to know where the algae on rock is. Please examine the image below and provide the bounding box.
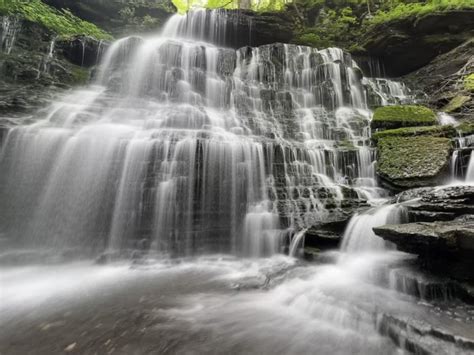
[376,136,452,189]
[372,125,456,142]
[372,105,437,130]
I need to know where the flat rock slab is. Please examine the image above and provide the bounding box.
[373,216,474,256]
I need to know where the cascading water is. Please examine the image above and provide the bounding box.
[0,9,410,258]
[2,10,472,355]
[1,16,21,54]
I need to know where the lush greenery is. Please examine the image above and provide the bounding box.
[369,0,474,26]
[377,136,452,182]
[0,0,112,39]
[372,105,437,130]
[372,125,456,142]
[293,0,474,50]
[172,0,287,13]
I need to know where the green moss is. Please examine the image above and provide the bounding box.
[0,0,112,40]
[457,121,474,136]
[368,0,474,27]
[70,66,90,85]
[442,95,471,113]
[372,125,457,142]
[337,139,358,151]
[464,74,474,92]
[377,136,452,184]
[372,105,437,130]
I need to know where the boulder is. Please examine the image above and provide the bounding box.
[374,215,474,256]
[373,215,474,281]
[396,185,474,220]
[376,136,452,189]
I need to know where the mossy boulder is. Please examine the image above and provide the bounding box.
[372,125,456,143]
[372,105,437,130]
[457,121,474,136]
[376,136,452,189]
[441,95,471,113]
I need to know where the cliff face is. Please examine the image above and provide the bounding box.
[43,0,176,36]
[0,16,105,117]
[362,10,474,77]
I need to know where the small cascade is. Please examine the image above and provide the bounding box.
[1,16,21,54]
[37,37,56,78]
[288,228,308,257]
[466,151,474,182]
[162,9,231,46]
[243,201,282,257]
[450,133,474,181]
[364,77,412,106]
[437,112,457,126]
[80,38,86,67]
[341,203,407,252]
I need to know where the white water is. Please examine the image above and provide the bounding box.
[341,203,407,252]
[438,112,458,126]
[466,151,474,182]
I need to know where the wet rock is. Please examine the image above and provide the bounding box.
[374,215,474,256]
[363,10,474,76]
[376,136,452,190]
[402,39,474,122]
[0,17,100,115]
[374,215,474,281]
[396,185,474,220]
[56,36,108,68]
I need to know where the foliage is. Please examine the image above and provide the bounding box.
[118,6,164,31]
[295,6,358,48]
[372,105,437,130]
[368,0,474,26]
[172,0,287,13]
[0,0,112,40]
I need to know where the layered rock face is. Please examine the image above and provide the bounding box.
[363,10,474,77]
[374,186,474,281]
[44,0,176,36]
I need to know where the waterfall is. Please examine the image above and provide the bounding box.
[467,151,474,182]
[1,16,21,54]
[289,228,308,257]
[37,37,56,78]
[340,204,407,252]
[437,112,457,126]
[0,9,413,258]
